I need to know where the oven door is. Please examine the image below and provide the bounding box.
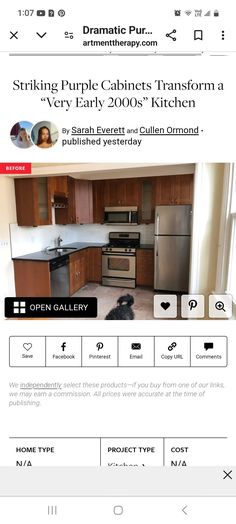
[102,253,136,279]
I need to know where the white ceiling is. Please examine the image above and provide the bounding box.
[30,163,196,180]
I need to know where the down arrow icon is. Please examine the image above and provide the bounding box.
[36,32,47,38]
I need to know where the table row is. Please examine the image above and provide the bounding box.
[8,437,228,467]
[9,336,228,368]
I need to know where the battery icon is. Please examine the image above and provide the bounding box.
[36,10,46,16]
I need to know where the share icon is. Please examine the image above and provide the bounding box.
[166,29,177,41]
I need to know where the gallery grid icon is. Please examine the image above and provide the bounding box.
[13,301,26,314]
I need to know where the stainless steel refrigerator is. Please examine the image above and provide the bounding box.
[154,205,192,292]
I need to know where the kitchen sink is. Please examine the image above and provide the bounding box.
[47,247,78,254]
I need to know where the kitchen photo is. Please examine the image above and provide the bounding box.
[0,163,235,319]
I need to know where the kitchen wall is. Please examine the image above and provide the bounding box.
[10,223,154,257]
[0,177,17,311]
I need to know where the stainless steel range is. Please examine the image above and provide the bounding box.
[102,232,140,289]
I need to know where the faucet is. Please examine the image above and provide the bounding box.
[55,235,63,247]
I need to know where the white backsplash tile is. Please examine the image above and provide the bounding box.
[10,223,154,257]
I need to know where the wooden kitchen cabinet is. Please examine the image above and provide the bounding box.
[140,178,155,223]
[155,176,173,205]
[155,175,193,205]
[93,178,141,222]
[103,178,141,207]
[48,176,69,197]
[13,260,51,296]
[55,178,93,225]
[104,179,125,206]
[69,249,88,295]
[87,248,102,282]
[123,178,141,206]
[93,180,105,223]
[174,174,193,204]
[74,179,93,224]
[14,177,52,226]
[136,249,154,287]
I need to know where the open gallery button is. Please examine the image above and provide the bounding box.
[154,295,177,318]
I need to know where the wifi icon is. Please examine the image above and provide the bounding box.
[185,10,192,16]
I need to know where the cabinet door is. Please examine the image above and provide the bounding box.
[15,178,52,226]
[104,179,125,206]
[37,178,52,225]
[14,260,51,296]
[69,250,87,294]
[87,248,102,282]
[77,249,87,287]
[136,249,154,287]
[155,176,174,205]
[123,178,141,206]
[48,176,69,197]
[155,174,193,205]
[174,174,193,204]
[74,180,93,224]
[140,179,155,223]
[93,180,104,223]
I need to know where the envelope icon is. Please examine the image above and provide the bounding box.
[131,343,141,350]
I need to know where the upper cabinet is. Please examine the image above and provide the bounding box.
[14,177,52,226]
[73,179,93,224]
[54,178,93,225]
[104,178,141,207]
[92,178,141,223]
[155,174,193,205]
[48,176,69,197]
[14,173,194,227]
[104,179,125,206]
[140,179,155,223]
[123,178,141,206]
[93,180,105,223]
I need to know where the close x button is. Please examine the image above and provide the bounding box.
[5,297,97,318]
[223,470,233,480]
[10,31,19,40]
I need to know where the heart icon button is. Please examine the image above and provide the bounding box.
[160,302,171,310]
[23,343,32,351]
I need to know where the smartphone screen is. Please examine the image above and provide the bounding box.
[0,0,235,521]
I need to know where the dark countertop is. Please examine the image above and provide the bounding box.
[12,242,106,262]
[12,242,154,262]
[138,244,154,249]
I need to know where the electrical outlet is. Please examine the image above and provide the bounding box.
[0,240,9,247]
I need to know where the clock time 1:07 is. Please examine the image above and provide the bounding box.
[18,10,34,16]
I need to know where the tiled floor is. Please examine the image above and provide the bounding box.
[73,283,182,320]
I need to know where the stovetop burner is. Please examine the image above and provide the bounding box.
[104,231,141,249]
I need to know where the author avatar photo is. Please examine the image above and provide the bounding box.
[31,121,59,149]
[10,121,33,149]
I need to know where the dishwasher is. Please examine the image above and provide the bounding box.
[50,256,70,297]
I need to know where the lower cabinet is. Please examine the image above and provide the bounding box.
[13,248,102,298]
[69,250,88,295]
[136,249,154,287]
[69,248,102,295]
[87,248,102,283]
[13,260,51,297]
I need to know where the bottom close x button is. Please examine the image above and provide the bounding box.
[223,470,233,480]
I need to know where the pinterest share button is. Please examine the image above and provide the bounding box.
[181,295,205,318]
